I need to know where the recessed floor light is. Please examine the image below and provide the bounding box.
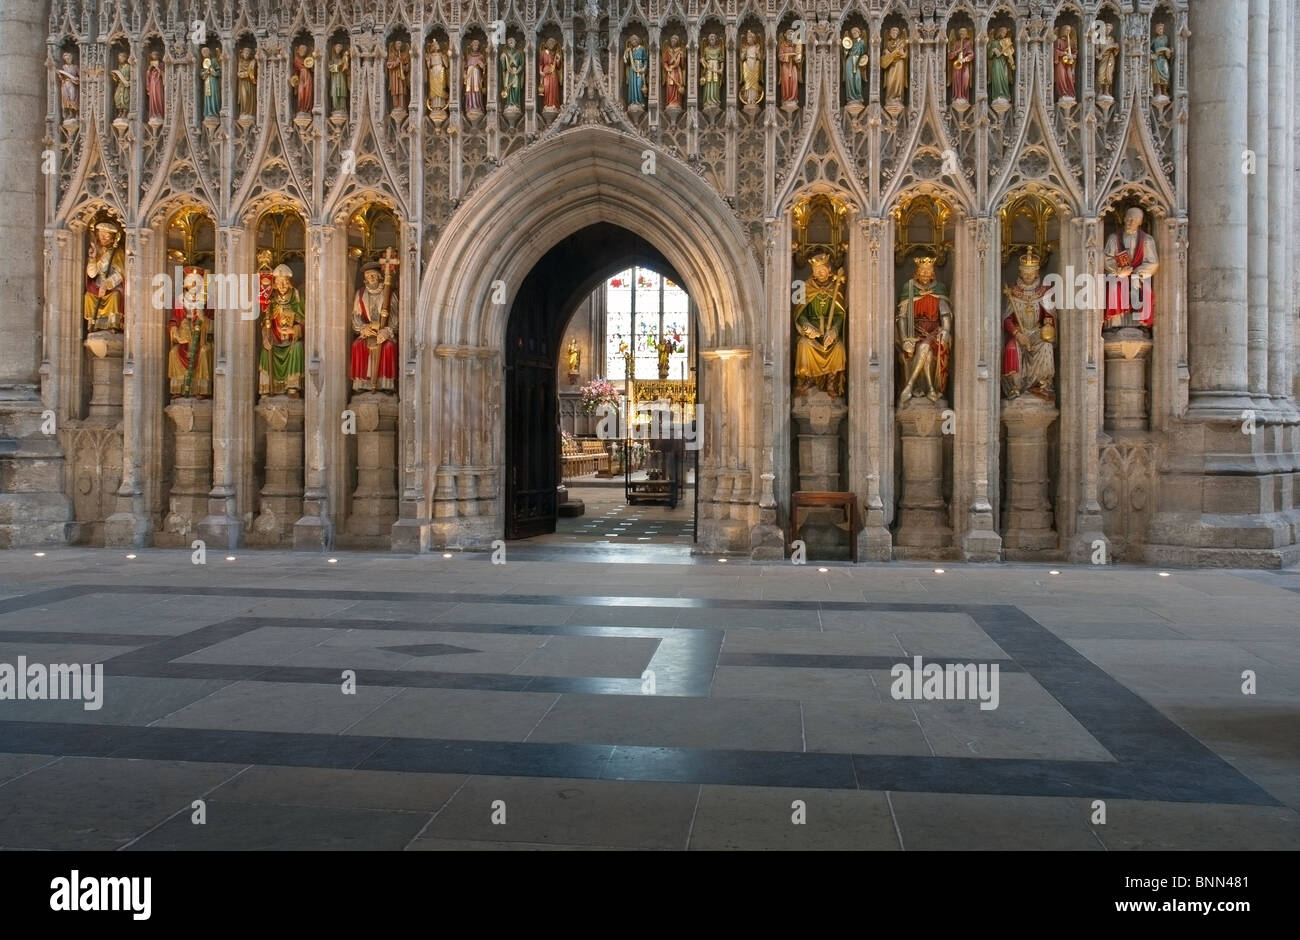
[934,568,945,574]
[719,558,728,563]
[818,567,829,573]
[126,554,136,559]
[1159,571,1171,577]
[327,558,338,564]
[225,556,236,561]
[442,553,452,559]
[33,552,45,557]
[1049,570,1060,575]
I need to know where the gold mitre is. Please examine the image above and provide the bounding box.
[93,220,119,234]
[256,248,274,271]
[1019,246,1042,270]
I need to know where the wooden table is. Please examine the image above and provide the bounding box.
[790,491,861,563]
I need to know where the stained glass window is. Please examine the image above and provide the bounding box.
[604,266,690,381]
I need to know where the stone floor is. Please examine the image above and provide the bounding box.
[0,546,1297,851]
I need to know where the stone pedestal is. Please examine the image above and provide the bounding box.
[250,396,304,546]
[790,391,849,558]
[159,399,213,546]
[345,392,399,542]
[1000,397,1059,557]
[1104,328,1153,433]
[749,469,785,560]
[83,332,124,424]
[895,399,953,550]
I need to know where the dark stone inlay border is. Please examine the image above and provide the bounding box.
[717,652,1026,673]
[0,720,1278,805]
[0,583,1281,806]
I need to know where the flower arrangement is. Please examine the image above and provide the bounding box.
[561,429,576,449]
[578,378,620,415]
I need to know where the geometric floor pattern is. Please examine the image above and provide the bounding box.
[1,549,1298,850]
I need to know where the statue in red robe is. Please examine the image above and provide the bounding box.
[350,252,399,393]
[1103,207,1158,330]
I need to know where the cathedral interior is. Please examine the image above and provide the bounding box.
[0,0,1296,568]
[2,0,1300,867]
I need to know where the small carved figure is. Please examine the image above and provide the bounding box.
[57,52,80,121]
[624,35,648,107]
[237,47,258,118]
[700,33,723,109]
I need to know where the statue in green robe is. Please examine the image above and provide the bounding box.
[259,264,305,397]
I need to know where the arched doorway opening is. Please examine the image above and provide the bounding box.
[504,222,697,542]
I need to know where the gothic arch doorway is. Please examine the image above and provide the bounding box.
[504,223,692,540]
[414,125,766,554]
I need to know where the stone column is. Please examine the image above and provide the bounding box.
[160,399,213,546]
[1247,0,1271,402]
[1000,398,1059,557]
[251,397,304,545]
[894,400,952,551]
[1269,0,1297,412]
[0,0,44,392]
[1186,0,1252,416]
[1102,328,1152,433]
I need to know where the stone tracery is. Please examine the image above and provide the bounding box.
[14,0,1295,568]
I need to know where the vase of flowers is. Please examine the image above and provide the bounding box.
[578,378,619,415]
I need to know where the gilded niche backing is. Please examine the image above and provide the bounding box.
[892,194,953,268]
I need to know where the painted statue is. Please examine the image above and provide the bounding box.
[1103,207,1158,331]
[989,27,1015,103]
[624,35,648,107]
[500,37,524,111]
[57,52,80,121]
[200,47,220,119]
[329,43,350,115]
[778,29,802,107]
[84,220,126,333]
[739,31,764,108]
[237,48,257,118]
[463,39,487,117]
[662,35,685,110]
[539,38,562,112]
[948,28,974,105]
[168,267,214,400]
[1096,23,1119,99]
[387,40,410,111]
[881,27,908,107]
[145,52,165,122]
[1053,26,1077,101]
[793,252,848,399]
[350,252,399,394]
[427,39,450,116]
[111,51,133,120]
[259,264,305,397]
[843,28,868,106]
[1151,23,1172,100]
[291,44,314,114]
[896,255,953,405]
[566,338,581,381]
[700,33,723,109]
[1001,249,1057,401]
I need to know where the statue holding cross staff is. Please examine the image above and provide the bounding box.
[349,247,399,393]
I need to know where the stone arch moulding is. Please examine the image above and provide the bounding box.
[412,124,767,552]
